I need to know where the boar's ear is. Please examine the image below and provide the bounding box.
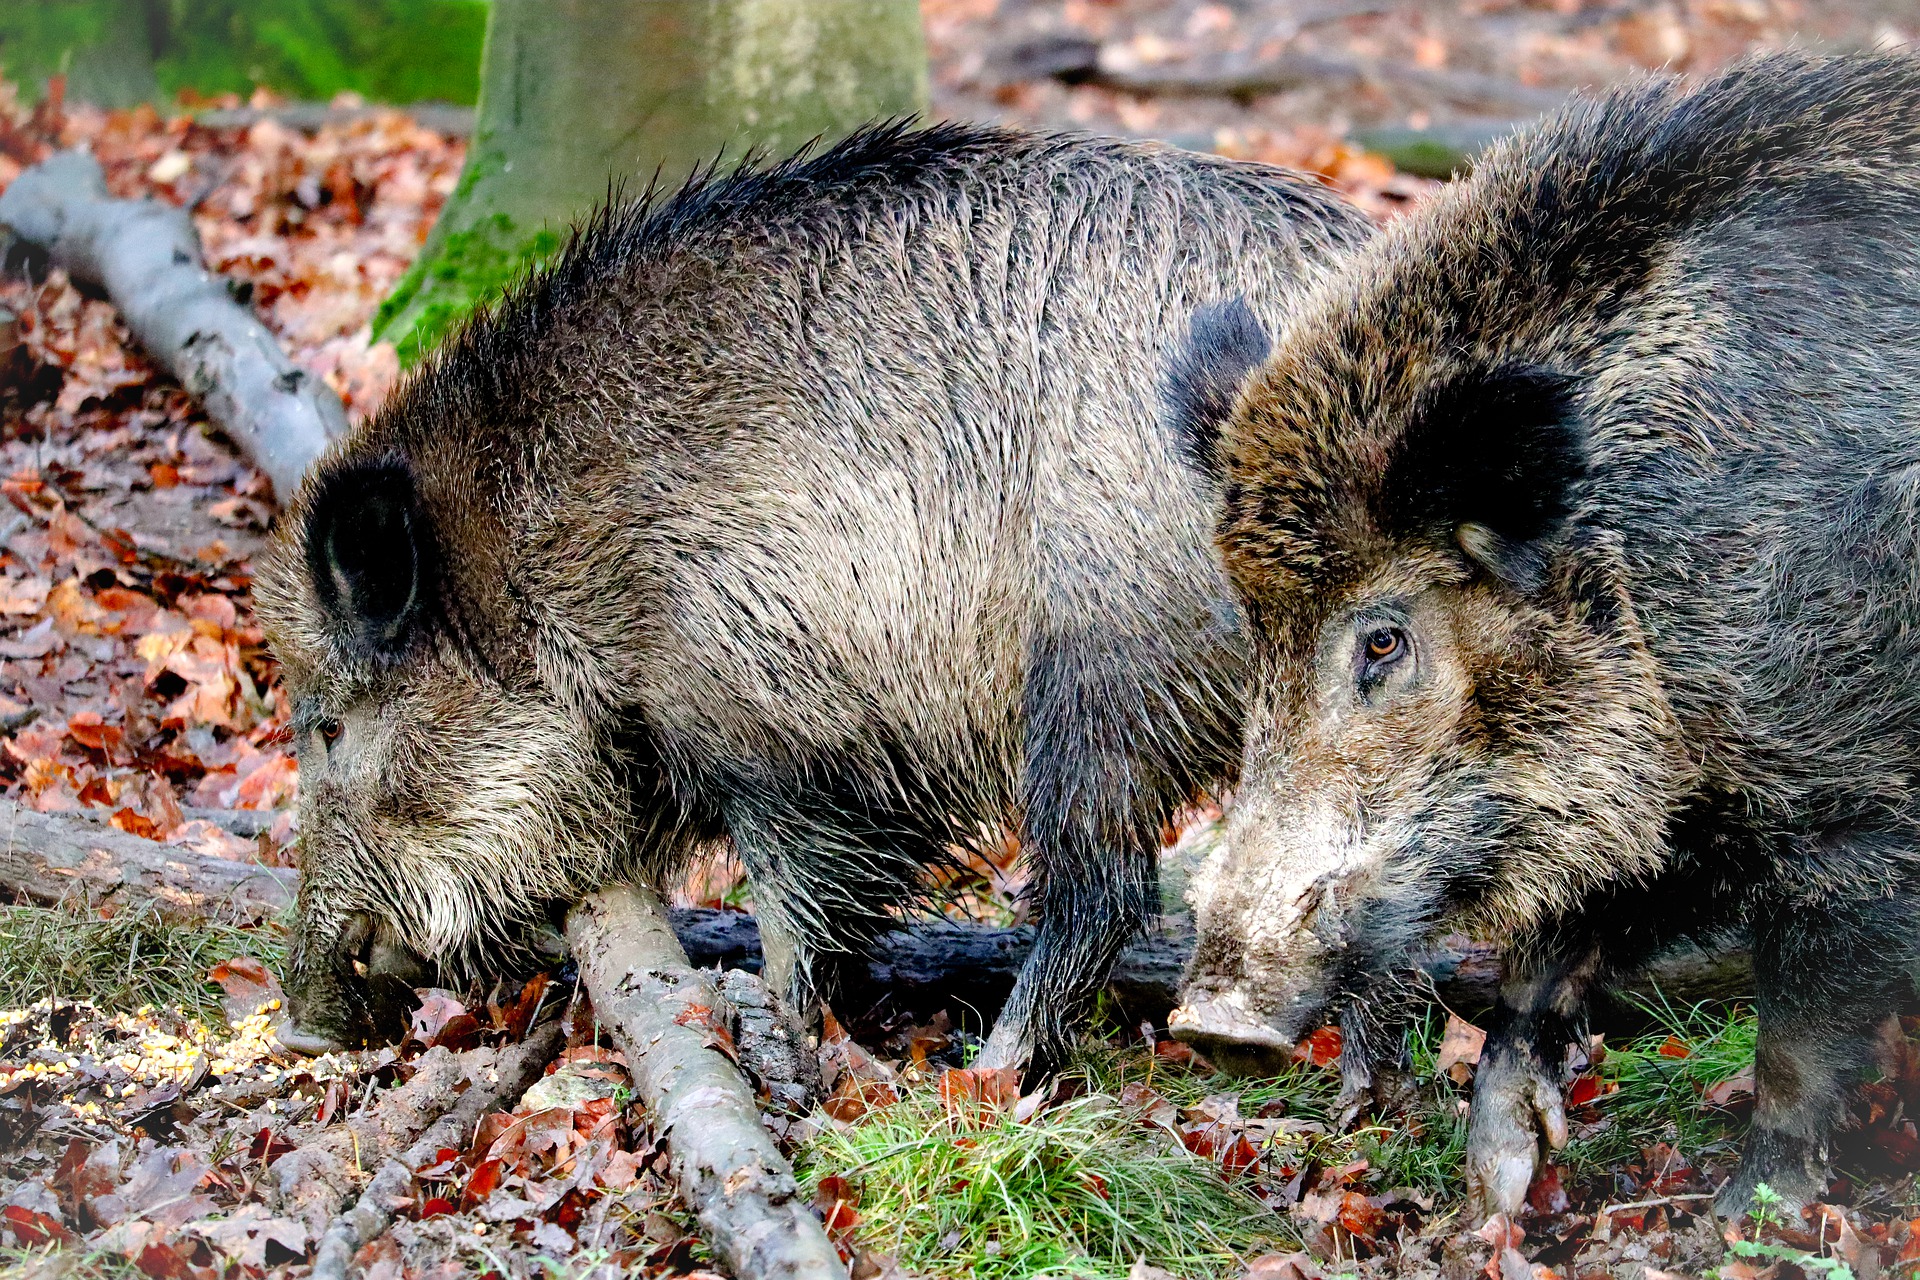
[303,459,434,658]
[1382,365,1584,593]
[1165,297,1271,476]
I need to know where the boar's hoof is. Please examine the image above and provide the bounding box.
[1713,1130,1828,1221]
[1465,1045,1569,1222]
[718,969,821,1115]
[1167,998,1295,1077]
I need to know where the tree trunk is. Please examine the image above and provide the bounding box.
[373,0,929,363]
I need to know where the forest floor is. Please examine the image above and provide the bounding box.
[3,2,1920,1277]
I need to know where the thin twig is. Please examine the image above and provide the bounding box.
[1599,1191,1720,1214]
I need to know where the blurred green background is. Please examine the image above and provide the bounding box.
[0,0,487,107]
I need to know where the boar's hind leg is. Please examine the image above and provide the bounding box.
[1721,889,1916,1218]
[719,784,942,1035]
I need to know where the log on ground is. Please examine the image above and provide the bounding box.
[0,797,294,924]
[567,884,844,1280]
[0,151,347,499]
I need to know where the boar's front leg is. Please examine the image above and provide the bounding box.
[1719,884,1916,1218]
[977,645,1171,1075]
[1466,964,1584,1220]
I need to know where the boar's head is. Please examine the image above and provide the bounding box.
[255,442,630,1053]
[1172,303,1686,1074]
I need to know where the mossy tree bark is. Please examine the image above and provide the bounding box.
[373,0,929,364]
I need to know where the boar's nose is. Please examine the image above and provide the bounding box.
[1168,994,1297,1077]
[280,910,419,1055]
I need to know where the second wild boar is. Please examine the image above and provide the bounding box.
[1170,53,1920,1218]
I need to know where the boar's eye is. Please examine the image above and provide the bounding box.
[319,718,343,748]
[1358,625,1410,686]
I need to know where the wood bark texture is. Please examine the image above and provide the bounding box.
[566,884,844,1280]
[0,150,347,499]
[0,797,295,923]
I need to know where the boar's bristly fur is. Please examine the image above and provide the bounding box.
[255,122,1372,1072]
[1178,52,1920,1219]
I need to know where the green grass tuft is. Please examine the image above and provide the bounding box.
[0,900,285,1022]
[1564,996,1757,1176]
[795,1077,1294,1279]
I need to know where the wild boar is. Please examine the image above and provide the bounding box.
[254,122,1372,1073]
[1170,53,1920,1218]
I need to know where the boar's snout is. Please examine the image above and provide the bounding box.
[1169,990,1299,1076]
[281,910,425,1055]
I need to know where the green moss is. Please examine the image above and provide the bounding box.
[372,211,561,365]
[0,0,486,107]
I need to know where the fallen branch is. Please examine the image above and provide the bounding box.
[0,797,294,923]
[0,151,347,499]
[567,884,843,1280]
[1070,47,1567,117]
[0,799,1752,1021]
[309,1017,567,1280]
[669,907,1758,1026]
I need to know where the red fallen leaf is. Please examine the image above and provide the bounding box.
[3,1205,72,1246]
[149,462,180,488]
[1336,1189,1387,1242]
[1897,1219,1920,1267]
[76,775,113,806]
[111,806,162,838]
[1526,1162,1570,1215]
[135,1241,195,1280]
[1079,1170,1111,1199]
[547,1187,591,1229]
[823,1076,898,1123]
[462,1157,504,1208]
[208,955,284,1021]
[408,991,469,1045]
[1180,1124,1220,1160]
[1220,1133,1263,1177]
[821,1199,859,1234]
[1657,1035,1691,1059]
[498,972,551,1039]
[432,1013,484,1053]
[938,1066,1022,1118]
[1294,1026,1343,1067]
[1704,1072,1755,1107]
[1567,1074,1603,1110]
[1476,1212,1525,1251]
[250,1127,297,1163]
[1153,1038,1201,1066]
[418,1197,455,1219]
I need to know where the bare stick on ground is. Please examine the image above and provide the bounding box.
[0,796,294,923]
[0,150,347,499]
[309,1017,568,1280]
[568,883,844,1280]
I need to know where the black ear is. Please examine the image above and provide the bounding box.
[1165,297,1272,476]
[1381,366,1584,592]
[304,459,433,657]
